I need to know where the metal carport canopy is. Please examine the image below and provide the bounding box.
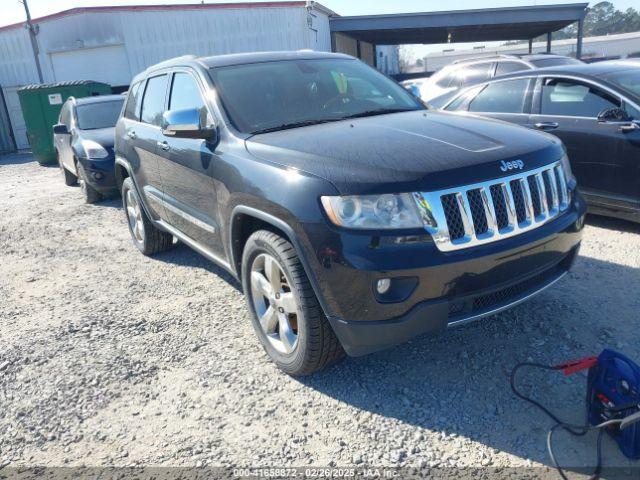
[329,3,589,45]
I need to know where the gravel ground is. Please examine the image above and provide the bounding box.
[1,152,640,476]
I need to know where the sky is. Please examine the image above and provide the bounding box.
[4,0,638,58]
[5,0,639,27]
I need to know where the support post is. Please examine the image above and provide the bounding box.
[20,0,43,83]
[576,19,584,60]
[528,38,533,54]
[546,32,552,53]
[330,32,337,53]
[356,40,362,60]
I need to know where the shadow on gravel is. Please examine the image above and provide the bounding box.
[0,151,38,166]
[586,214,640,234]
[155,242,242,292]
[93,196,122,209]
[299,255,640,470]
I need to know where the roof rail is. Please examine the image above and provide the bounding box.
[148,54,198,70]
[452,54,516,64]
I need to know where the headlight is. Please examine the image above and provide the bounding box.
[321,193,428,230]
[81,139,108,159]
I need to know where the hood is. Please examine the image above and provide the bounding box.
[79,127,115,149]
[245,110,564,195]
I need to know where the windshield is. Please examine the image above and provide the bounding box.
[209,59,423,134]
[530,57,582,68]
[76,99,124,130]
[602,69,640,98]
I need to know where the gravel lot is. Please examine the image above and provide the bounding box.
[1,152,640,476]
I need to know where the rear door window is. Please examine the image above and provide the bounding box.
[540,78,620,117]
[140,75,168,126]
[468,78,531,114]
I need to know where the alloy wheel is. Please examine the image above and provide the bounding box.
[250,253,299,354]
[125,188,145,243]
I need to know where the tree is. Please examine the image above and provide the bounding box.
[528,1,640,43]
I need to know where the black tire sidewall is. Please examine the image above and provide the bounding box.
[77,163,101,203]
[121,178,147,254]
[242,232,311,374]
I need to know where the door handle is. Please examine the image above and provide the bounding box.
[157,141,170,151]
[534,122,559,131]
[619,123,640,133]
[126,131,137,140]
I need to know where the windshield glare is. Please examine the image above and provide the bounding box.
[603,69,640,98]
[76,100,124,130]
[209,59,423,134]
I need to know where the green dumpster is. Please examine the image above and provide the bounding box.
[18,81,112,165]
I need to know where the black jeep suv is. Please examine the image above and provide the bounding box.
[115,51,586,376]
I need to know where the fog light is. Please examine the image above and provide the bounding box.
[91,171,104,180]
[376,278,392,295]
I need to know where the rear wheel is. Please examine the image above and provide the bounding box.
[121,177,173,255]
[58,152,77,186]
[241,230,344,376]
[77,163,102,204]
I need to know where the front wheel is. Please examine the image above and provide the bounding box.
[77,163,102,204]
[241,230,344,376]
[58,152,77,186]
[121,177,173,256]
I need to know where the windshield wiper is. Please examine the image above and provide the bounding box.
[250,119,342,135]
[340,108,418,119]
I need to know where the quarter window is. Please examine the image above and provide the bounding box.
[541,78,620,118]
[124,81,142,120]
[140,75,168,126]
[468,79,531,114]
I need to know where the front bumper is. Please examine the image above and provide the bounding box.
[300,191,587,356]
[77,154,117,195]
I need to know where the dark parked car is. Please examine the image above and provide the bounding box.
[115,51,586,375]
[54,95,125,203]
[420,54,582,108]
[442,60,640,223]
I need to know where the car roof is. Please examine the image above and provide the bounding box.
[452,53,570,65]
[74,94,125,105]
[495,59,640,79]
[140,51,354,76]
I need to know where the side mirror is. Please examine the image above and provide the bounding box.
[53,123,69,135]
[403,84,421,98]
[161,108,217,141]
[597,107,632,123]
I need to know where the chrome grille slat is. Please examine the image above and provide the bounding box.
[413,161,570,252]
[534,173,549,219]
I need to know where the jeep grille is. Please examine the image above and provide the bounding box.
[413,161,570,252]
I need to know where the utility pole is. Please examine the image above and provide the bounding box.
[20,0,44,83]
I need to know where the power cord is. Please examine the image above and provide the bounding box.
[510,361,639,480]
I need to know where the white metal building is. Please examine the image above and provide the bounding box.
[422,31,640,71]
[0,1,340,151]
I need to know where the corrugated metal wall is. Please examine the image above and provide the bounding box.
[0,87,15,152]
[0,4,332,151]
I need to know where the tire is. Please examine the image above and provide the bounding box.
[58,152,77,186]
[77,163,102,204]
[241,230,344,376]
[121,177,173,256]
